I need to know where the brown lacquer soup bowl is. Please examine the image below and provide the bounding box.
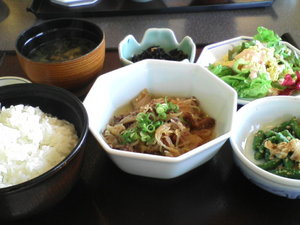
[16,18,105,90]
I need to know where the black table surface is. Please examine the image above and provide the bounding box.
[1,50,300,225]
[8,139,300,225]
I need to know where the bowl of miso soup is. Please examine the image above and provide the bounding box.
[16,18,105,90]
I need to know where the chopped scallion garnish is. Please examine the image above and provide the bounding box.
[121,99,180,144]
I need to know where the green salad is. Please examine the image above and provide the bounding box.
[208,26,300,99]
[253,117,300,179]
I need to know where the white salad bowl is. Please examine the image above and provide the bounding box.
[84,59,237,179]
[230,96,300,199]
[196,36,300,105]
[118,28,196,66]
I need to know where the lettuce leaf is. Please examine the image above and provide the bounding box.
[253,26,281,47]
[209,64,272,98]
[253,26,300,69]
[208,64,234,77]
[222,73,272,98]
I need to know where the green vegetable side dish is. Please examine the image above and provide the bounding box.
[208,26,300,99]
[252,117,300,179]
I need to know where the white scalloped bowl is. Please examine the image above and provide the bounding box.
[196,36,300,105]
[230,96,300,199]
[83,59,237,179]
[118,28,196,66]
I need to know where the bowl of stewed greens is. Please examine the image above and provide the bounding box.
[230,95,300,199]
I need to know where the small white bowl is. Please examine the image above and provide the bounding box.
[118,28,196,66]
[230,96,300,199]
[84,59,237,179]
[196,36,300,105]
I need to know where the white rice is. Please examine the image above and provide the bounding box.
[0,104,78,188]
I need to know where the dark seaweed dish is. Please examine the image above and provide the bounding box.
[28,37,97,63]
[131,46,188,62]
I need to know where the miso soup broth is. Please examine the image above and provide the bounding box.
[28,37,98,63]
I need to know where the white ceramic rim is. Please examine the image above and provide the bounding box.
[0,76,31,86]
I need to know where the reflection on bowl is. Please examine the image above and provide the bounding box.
[0,83,89,220]
[84,59,237,179]
[50,0,99,7]
[16,18,105,90]
[0,0,9,23]
[0,76,31,86]
[131,0,153,2]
